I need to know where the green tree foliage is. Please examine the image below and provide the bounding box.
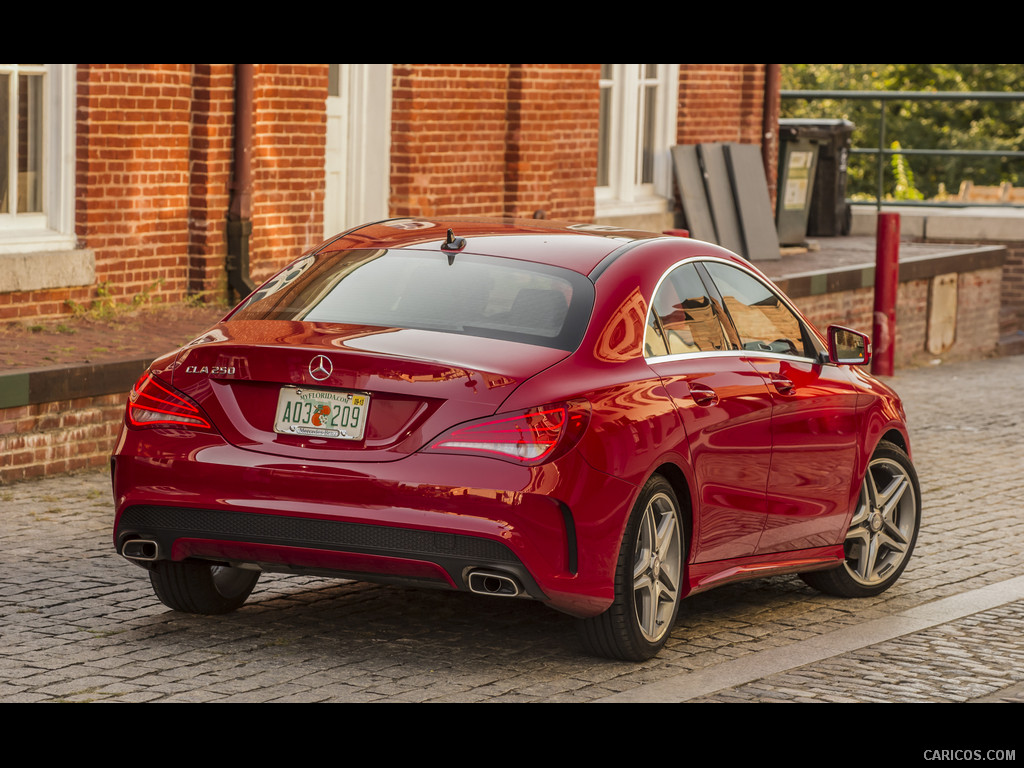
[781,64,1024,200]
[890,142,924,201]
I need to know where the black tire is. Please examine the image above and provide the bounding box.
[149,560,260,614]
[801,440,920,598]
[578,475,684,661]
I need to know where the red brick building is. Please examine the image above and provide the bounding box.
[0,63,778,322]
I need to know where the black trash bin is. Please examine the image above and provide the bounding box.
[778,119,854,238]
[776,124,820,245]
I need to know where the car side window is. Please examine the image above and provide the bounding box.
[645,307,669,357]
[646,263,730,357]
[702,261,811,358]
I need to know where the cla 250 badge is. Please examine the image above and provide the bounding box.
[185,366,236,375]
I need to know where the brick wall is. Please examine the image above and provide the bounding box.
[387,62,617,222]
[187,64,235,298]
[956,268,1004,352]
[502,64,601,220]
[1000,243,1024,331]
[0,276,92,323]
[388,63,604,222]
[1,393,124,483]
[390,64,513,219]
[248,64,329,285]
[75,64,195,309]
[796,267,1003,368]
[908,237,1024,338]
[677,65,768,145]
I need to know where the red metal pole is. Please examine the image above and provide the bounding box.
[872,213,900,376]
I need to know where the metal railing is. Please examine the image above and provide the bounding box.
[780,89,1024,209]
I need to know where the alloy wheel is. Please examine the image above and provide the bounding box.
[843,456,917,587]
[632,491,682,643]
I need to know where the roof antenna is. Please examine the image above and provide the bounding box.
[441,228,466,265]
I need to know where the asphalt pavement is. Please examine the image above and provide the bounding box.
[2,353,1023,705]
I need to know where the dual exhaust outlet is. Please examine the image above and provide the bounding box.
[123,540,523,599]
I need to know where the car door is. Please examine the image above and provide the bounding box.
[644,261,774,563]
[699,260,863,555]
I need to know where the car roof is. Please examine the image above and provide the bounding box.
[314,217,670,276]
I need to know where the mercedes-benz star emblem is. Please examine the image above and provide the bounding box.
[309,355,333,381]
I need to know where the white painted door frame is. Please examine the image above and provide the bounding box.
[324,64,392,237]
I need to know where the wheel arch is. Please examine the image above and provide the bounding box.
[649,461,694,563]
[860,385,913,464]
[605,459,694,580]
[879,427,909,456]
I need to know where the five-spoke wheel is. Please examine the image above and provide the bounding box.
[802,441,920,597]
[631,488,683,643]
[579,475,684,661]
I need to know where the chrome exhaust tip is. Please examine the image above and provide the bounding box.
[122,539,159,561]
[467,570,521,597]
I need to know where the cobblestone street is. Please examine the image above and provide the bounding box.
[2,354,1023,703]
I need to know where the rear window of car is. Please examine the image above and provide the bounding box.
[230,248,595,351]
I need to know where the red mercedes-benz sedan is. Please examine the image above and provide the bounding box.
[112,217,920,660]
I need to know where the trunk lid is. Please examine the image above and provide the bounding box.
[169,320,568,462]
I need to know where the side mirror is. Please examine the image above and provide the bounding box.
[827,325,871,366]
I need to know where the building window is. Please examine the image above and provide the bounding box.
[0,64,76,254]
[596,64,679,217]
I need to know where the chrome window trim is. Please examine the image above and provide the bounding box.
[642,255,823,363]
[645,348,820,366]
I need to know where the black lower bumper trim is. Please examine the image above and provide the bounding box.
[115,504,545,600]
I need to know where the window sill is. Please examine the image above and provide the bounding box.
[0,248,95,293]
[595,195,671,219]
[594,195,675,233]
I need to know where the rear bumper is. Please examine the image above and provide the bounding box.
[111,427,637,618]
[116,502,548,600]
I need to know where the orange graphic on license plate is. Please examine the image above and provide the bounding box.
[311,404,331,427]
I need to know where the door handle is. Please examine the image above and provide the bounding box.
[690,383,719,406]
[770,375,795,395]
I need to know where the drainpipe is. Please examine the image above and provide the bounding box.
[227,63,255,302]
[762,63,781,208]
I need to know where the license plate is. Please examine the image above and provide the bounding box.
[273,387,369,441]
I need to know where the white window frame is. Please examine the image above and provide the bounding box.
[324,63,392,237]
[596,64,679,218]
[0,63,76,254]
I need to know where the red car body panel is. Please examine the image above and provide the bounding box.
[112,217,914,622]
[170,321,569,462]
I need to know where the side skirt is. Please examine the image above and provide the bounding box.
[684,545,845,597]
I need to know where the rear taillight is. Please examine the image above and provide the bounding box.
[127,373,211,430]
[425,400,590,465]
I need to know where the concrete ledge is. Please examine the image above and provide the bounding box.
[0,357,149,409]
[0,249,96,293]
[851,204,1024,242]
[772,244,1007,300]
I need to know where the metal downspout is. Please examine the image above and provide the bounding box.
[227,63,255,302]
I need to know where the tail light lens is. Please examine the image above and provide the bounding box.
[127,373,211,430]
[425,399,590,465]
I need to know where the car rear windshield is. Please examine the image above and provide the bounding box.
[230,248,595,351]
